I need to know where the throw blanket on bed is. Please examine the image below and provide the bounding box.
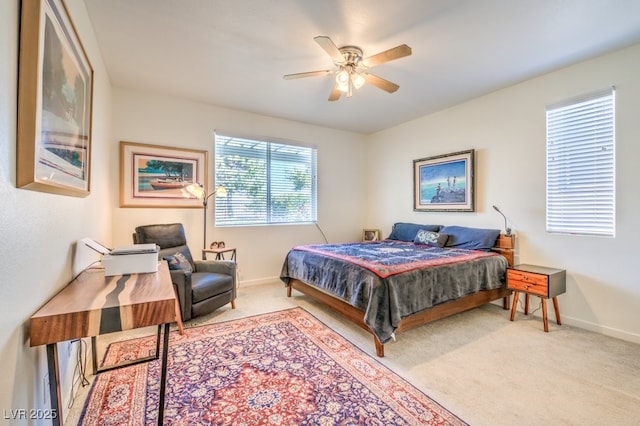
[281,241,508,344]
[294,241,498,278]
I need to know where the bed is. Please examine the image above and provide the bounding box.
[280,224,515,357]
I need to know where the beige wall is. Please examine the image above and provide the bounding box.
[367,43,640,343]
[110,89,368,284]
[2,0,639,419]
[0,0,113,421]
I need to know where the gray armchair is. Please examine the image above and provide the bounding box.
[133,223,236,322]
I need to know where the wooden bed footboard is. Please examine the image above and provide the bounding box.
[288,278,511,357]
[286,234,516,357]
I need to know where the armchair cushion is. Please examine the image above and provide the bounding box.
[191,272,234,303]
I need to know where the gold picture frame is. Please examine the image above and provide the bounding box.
[17,0,94,197]
[120,141,208,208]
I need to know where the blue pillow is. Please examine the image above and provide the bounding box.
[388,223,442,242]
[414,230,449,247]
[163,252,193,273]
[440,226,501,251]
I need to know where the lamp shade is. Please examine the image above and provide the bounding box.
[336,69,350,92]
[351,73,365,89]
[185,183,205,199]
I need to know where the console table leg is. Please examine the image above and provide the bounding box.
[541,298,549,332]
[157,323,170,426]
[91,336,98,375]
[46,343,62,426]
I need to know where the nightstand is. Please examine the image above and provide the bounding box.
[507,264,566,332]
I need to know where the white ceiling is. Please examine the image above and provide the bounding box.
[84,0,640,135]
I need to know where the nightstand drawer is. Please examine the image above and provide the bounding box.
[507,270,548,297]
[507,278,548,297]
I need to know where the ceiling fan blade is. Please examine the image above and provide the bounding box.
[283,70,332,80]
[328,84,342,101]
[362,73,400,93]
[314,36,345,64]
[362,44,412,67]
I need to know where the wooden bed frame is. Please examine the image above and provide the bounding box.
[286,234,515,357]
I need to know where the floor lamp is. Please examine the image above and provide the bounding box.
[186,183,227,258]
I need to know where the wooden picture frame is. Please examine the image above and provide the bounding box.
[17,0,94,197]
[413,149,475,212]
[363,229,380,242]
[120,141,207,208]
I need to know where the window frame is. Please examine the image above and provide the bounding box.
[545,87,616,237]
[214,132,318,227]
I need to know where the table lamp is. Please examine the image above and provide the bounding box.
[492,205,512,236]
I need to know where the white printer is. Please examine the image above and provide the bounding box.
[82,238,159,276]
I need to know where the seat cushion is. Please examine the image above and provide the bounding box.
[191,272,234,303]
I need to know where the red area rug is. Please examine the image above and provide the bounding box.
[79,307,466,425]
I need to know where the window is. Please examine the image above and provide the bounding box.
[214,133,317,226]
[546,88,615,237]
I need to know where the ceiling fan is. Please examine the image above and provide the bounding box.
[284,36,412,101]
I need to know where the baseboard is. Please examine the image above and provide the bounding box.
[238,276,281,287]
[560,316,640,344]
[492,298,640,345]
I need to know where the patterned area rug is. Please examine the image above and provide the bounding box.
[79,307,466,425]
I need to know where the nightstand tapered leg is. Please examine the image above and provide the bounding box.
[510,291,519,321]
[524,293,530,315]
[541,298,549,332]
[552,296,562,325]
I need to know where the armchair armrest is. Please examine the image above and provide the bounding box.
[169,269,193,322]
[194,260,237,301]
[194,260,236,276]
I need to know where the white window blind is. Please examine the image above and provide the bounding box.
[214,133,317,226]
[546,88,615,237]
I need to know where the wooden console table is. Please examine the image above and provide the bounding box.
[30,261,177,425]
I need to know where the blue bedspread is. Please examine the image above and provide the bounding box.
[280,240,508,344]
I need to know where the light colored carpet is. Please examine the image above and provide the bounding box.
[67,280,640,425]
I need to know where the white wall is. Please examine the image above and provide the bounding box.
[367,43,640,343]
[110,89,368,283]
[0,0,112,422]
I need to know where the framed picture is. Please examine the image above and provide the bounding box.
[363,229,380,242]
[413,149,475,212]
[17,0,94,197]
[120,141,208,208]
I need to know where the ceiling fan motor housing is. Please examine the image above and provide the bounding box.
[336,46,364,67]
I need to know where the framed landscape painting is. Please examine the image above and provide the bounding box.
[17,0,94,197]
[120,141,207,208]
[413,149,475,212]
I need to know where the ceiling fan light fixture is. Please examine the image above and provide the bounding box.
[351,72,365,89]
[336,68,350,93]
[336,69,349,84]
[284,36,412,101]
